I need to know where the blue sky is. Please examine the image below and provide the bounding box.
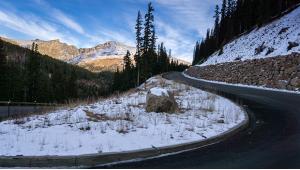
[0,0,220,62]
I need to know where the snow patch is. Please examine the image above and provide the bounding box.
[149,87,169,96]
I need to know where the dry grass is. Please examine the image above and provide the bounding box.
[84,110,133,122]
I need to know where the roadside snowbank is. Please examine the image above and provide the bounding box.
[0,76,246,156]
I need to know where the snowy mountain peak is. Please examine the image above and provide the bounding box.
[71,41,136,64]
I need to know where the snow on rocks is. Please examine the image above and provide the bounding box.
[0,76,246,156]
[199,6,300,66]
[146,88,178,113]
[149,87,169,96]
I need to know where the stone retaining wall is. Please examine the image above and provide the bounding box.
[186,53,300,91]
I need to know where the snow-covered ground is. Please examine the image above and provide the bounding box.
[199,6,300,66]
[0,76,246,156]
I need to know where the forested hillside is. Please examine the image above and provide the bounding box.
[0,39,113,103]
[193,0,300,65]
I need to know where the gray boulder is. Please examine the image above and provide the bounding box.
[145,87,178,113]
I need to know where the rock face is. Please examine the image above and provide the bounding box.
[186,53,300,91]
[145,88,178,113]
[32,39,79,61]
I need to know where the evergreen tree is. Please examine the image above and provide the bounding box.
[123,50,132,71]
[221,0,227,21]
[68,69,78,99]
[0,40,8,101]
[213,5,220,48]
[143,2,154,52]
[35,43,38,52]
[123,50,134,90]
[150,27,156,51]
[214,5,220,33]
[134,11,143,86]
[113,68,121,91]
[31,42,35,51]
[226,0,234,17]
[192,42,199,65]
[141,2,155,81]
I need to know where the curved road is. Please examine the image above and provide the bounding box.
[101,72,300,168]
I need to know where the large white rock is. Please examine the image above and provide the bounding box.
[145,87,178,113]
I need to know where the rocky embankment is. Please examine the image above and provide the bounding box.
[186,53,300,91]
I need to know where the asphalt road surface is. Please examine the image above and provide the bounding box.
[0,106,55,119]
[101,72,300,168]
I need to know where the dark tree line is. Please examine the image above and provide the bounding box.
[0,39,113,103]
[113,2,188,91]
[193,0,300,65]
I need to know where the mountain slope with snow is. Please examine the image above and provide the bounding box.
[199,6,300,66]
[68,41,136,64]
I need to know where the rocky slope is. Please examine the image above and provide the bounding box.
[187,53,300,91]
[0,37,189,72]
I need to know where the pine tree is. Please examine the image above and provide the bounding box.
[112,68,120,91]
[150,27,156,51]
[221,0,227,21]
[134,11,143,86]
[226,0,233,17]
[214,5,220,32]
[27,42,40,102]
[213,5,220,47]
[34,43,38,52]
[0,40,8,101]
[31,42,35,51]
[141,2,155,81]
[143,2,154,52]
[192,41,200,65]
[123,50,132,71]
[123,50,134,89]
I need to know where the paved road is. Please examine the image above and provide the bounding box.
[102,72,300,168]
[0,106,56,119]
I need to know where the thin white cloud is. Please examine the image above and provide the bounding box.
[33,0,86,35]
[0,9,80,46]
[152,0,221,62]
[156,20,194,62]
[87,28,135,48]
[155,0,220,37]
[53,9,85,34]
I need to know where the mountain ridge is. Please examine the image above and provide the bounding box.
[0,36,190,72]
